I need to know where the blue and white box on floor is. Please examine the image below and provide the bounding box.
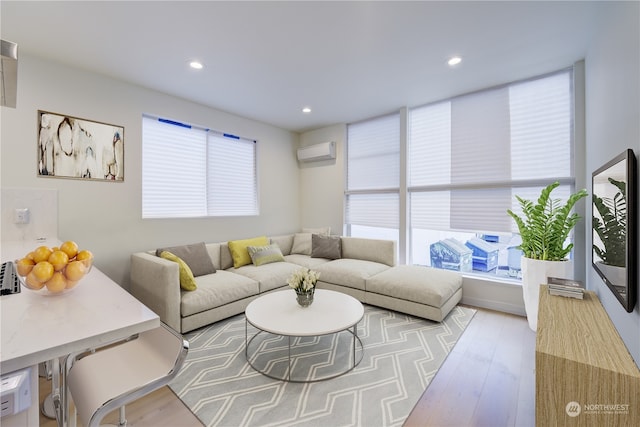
[430,238,472,272]
[465,237,499,272]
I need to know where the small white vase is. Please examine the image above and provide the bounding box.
[521,257,573,332]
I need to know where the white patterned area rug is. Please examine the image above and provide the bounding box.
[169,304,476,427]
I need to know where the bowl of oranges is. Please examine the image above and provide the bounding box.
[14,241,93,295]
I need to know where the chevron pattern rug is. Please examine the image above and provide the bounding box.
[169,304,475,427]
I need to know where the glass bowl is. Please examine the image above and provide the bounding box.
[15,256,93,296]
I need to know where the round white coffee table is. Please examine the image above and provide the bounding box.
[245,289,364,382]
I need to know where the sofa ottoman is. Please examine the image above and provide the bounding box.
[365,265,463,322]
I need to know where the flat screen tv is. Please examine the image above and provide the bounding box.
[592,148,637,312]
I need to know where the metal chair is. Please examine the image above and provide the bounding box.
[66,323,189,427]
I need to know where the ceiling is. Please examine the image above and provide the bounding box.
[1,1,604,133]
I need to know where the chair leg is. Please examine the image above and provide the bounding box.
[102,406,127,427]
[118,406,127,427]
[40,359,58,420]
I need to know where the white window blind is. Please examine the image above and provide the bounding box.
[345,113,400,229]
[409,69,574,234]
[142,116,258,218]
[347,114,400,190]
[207,133,258,216]
[345,193,400,229]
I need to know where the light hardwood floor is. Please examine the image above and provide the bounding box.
[404,307,536,427]
[39,307,535,427]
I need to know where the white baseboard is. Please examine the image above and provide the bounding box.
[461,275,526,317]
[461,295,526,317]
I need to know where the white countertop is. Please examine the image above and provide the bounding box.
[1,240,160,374]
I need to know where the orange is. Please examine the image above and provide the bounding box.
[66,279,80,290]
[64,260,86,282]
[76,249,93,261]
[33,246,53,263]
[32,261,54,283]
[48,250,69,271]
[60,241,79,259]
[25,271,45,290]
[45,272,68,293]
[15,257,35,276]
[26,251,36,261]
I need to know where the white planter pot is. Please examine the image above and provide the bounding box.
[521,257,573,332]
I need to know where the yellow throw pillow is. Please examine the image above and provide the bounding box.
[159,251,197,291]
[228,236,269,268]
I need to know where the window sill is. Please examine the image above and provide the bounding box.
[461,272,522,287]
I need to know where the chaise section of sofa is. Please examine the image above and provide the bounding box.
[366,265,463,322]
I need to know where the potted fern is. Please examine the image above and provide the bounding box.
[507,181,588,331]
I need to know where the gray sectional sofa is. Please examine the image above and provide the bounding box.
[130,233,463,333]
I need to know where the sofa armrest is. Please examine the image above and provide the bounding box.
[340,237,397,267]
[130,252,181,332]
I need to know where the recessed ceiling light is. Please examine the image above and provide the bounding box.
[189,61,203,70]
[448,56,462,67]
[302,107,312,114]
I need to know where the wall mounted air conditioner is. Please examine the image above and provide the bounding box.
[297,141,336,162]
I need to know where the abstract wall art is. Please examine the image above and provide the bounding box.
[37,110,124,181]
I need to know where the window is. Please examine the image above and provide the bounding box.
[409,70,575,278]
[345,69,577,280]
[142,116,258,218]
[344,113,400,243]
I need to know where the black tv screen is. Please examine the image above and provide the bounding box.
[592,148,637,312]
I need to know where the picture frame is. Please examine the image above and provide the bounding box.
[37,110,124,181]
[591,148,637,312]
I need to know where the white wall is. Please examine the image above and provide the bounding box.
[298,124,346,235]
[585,1,640,365]
[0,54,301,287]
[1,187,57,241]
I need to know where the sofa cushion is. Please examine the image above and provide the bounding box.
[314,259,391,291]
[340,237,396,267]
[247,244,285,266]
[158,251,197,291]
[230,261,302,293]
[366,265,462,308]
[284,254,331,269]
[205,243,222,270]
[220,244,233,270]
[291,233,312,255]
[291,228,331,255]
[228,236,269,268]
[269,235,294,255]
[311,234,342,259]
[181,271,259,317]
[156,242,216,276]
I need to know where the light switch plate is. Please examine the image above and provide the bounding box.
[13,208,30,224]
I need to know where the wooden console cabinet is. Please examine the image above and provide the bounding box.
[536,285,640,426]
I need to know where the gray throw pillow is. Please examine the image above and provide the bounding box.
[311,234,342,259]
[156,242,216,276]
